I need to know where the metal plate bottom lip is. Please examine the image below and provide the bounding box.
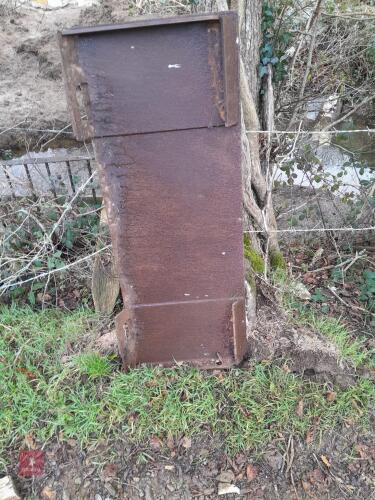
[131,358,245,369]
[116,297,247,369]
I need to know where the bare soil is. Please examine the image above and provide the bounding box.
[8,427,375,499]
[0,5,75,151]
[0,1,185,153]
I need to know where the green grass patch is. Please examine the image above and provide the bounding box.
[75,352,113,379]
[0,306,373,462]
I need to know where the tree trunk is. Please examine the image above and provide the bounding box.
[91,207,120,315]
[196,0,282,274]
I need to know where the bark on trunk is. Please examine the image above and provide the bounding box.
[197,0,281,264]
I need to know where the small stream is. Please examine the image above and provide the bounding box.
[277,113,375,194]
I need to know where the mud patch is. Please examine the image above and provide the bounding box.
[7,428,375,499]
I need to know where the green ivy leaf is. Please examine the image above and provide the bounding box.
[28,290,36,306]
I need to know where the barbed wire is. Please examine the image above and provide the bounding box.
[1,122,374,293]
[1,224,373,292]
[245,226,375,234]
[0,127,75,135]
[245,128,375,135]
[1,127,375,136]
[0,244,112,293]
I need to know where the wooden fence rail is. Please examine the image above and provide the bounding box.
[0,155,99,200]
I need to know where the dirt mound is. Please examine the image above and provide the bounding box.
[0,1,191,153]
[0,6,80,151]
[249,303,362,387]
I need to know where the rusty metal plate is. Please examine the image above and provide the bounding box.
[59,12,247,368]
[116,298,246,368]
[59,13,239,140]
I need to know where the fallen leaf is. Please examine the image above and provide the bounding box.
[218,483,240,495]
[16,368,37,381]
[301,480,311,493]
[326,391,336,402]
[150,436,163,451]
[235,453,246,465]
[354,444,368,459]
[309,468,325,484]
[213,371,225,381]
[295,253,305,264]
[166,434,175,450]
[303,272,318,285]
[321,455,331,468]
[246,464,258,482]
[348,462,358,473]
[217,470,235,483]
[24,432,37,449]
[102,463,118,480]
[181,436,192,449]
[306,429,314,445]
[239,404,251,417]
[310,247,324,267]
[41,486,56,500]
[37,292,52,303]
[296,400,304,418]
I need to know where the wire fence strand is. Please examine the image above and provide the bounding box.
[1,127,375,136]
[245,226,375,234]
[245,128,375,135]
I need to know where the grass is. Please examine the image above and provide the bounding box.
[0,306,373,465]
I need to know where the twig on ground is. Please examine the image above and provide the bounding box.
[309,250,366,273]
[328,285,375,318]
